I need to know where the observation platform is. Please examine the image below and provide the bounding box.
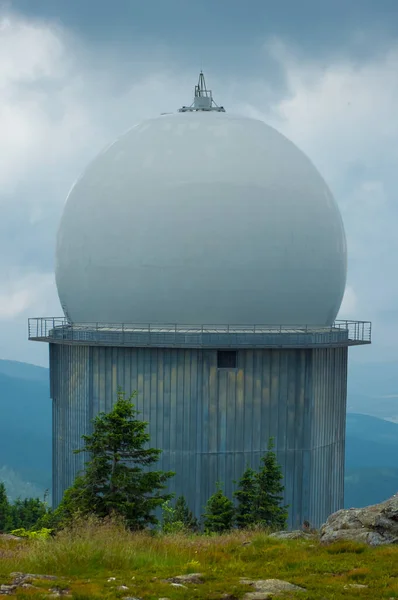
[28,318,371,349]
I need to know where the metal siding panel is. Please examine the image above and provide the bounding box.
[183,350,191,490]
[167,350,177,496]
[235,355,244,453]
[150,348,158,448]
[161,349,171,492]
[156,349,164,452]
[218,369,227,489]
[226,369,237,454]
[243,350,254,454]
[260,350,271,450]
[252,351,262,452]
[208,351,218,455]
[195,351,203,516]
[270,351,280,449]
[175,350,184,493]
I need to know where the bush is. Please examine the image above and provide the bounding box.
[11,527,53,540]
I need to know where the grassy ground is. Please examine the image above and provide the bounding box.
[1,520,398,599]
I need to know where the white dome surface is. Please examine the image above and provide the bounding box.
[55,112,347,326]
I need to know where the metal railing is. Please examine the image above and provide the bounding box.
[28,318,371,349]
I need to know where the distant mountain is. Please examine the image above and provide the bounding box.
[347,362,398,423]
[345,468,398,508]
[0,359,398,510]
[0,359,51,499]
[345,413,398,507]
[0,360,49,383]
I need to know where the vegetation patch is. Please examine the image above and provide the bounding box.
[0,523,398,599]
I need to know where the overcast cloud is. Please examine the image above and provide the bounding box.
[0,7,396,365]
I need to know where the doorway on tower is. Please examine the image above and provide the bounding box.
[217,350,237,369]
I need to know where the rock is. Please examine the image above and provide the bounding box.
[240,578,305,596]
[0,534,22,541]
[170,583,187,589]
[0,584,16,595]
[269,530,316,540]
[320,495,398,546]
[166,573,204,584]
[21,583,41,589]
[0,573,61,596]
[344,584,368,589]
[10,572,58,581]
[244,593,273,600]
[49,587,71,596]
[118,585,129,591]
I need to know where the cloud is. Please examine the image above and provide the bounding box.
[0,272,56,320]
[0,9,397,364]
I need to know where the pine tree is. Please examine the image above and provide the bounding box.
[203,483,235,533]
[234,466,257,529]
[57,389,174,530]
[174,495,198,531]
[0,482,13,532]
[254,438,288,529]
[10,497,48,530]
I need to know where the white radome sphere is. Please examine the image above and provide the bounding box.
[55,112,347,326]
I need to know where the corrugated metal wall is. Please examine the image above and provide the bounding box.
[50,344,348,528]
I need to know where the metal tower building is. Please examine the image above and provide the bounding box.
[29,73,371,528]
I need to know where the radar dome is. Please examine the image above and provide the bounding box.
[55,77,346,327]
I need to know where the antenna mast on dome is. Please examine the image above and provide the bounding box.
[178,71,225,113]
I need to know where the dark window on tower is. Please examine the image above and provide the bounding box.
[217,350,237,369]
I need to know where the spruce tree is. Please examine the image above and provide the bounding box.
[174,495,198,531]
[203,483,235,533]
[254,438,288,529]
[10,497,48,530]
[234,466,257,529]
[0,482,12,532]
[57,389,174,530]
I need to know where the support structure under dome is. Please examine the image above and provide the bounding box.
[29,319,370,528]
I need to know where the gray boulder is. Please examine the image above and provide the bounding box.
[269,530,317,540]
[166,573,204,584]
[240,578,305,598]
[320,494,398,546]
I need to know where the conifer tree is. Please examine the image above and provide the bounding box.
[10,497,48,530]
[57,389,174,530]
[174,495,198,531]
[0,482,12,532]
[254,438,288,529]
[203,483,235,533]
[234,466,257,529]
[161,496,197,533]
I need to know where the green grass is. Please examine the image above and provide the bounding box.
[1,519,398,599]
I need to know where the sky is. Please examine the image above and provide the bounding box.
[0,0,398,366]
